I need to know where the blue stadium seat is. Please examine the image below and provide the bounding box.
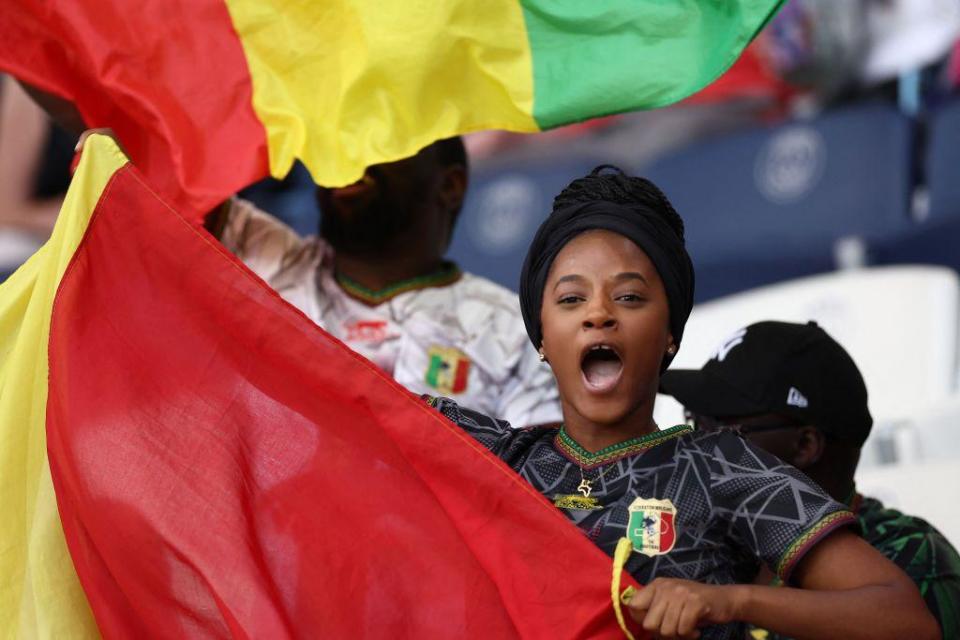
[448,157,606,292]
[872,100,960,274]
[641,103,914,301]
[927,98,960,221]
[874,215,960,274]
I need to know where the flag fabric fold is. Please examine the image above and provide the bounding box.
[0,139,127,639]
[1,134,645,638]
[0,0,784,215]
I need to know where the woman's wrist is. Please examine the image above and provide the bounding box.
[726,583,752,623]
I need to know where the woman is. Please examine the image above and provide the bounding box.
[428,167,938,640]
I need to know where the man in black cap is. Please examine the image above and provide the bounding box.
[660,320,960,639]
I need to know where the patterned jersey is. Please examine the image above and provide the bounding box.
[219,198,561,427]
[749,494,960,640]
[428,397,856,640]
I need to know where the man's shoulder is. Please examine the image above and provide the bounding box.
[450,271,522,312]
[227,198,322,247]
[859,496,959,556]
[224,197,327,276]
[401,270,527,344]
[227,197,287,230]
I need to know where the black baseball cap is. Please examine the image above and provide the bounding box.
[660,321,873,445]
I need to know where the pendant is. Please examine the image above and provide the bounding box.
[577,478,593,497]
[553,493,603,510]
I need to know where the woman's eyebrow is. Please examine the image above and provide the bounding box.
[613,272,648,285]
[553,274,585,290]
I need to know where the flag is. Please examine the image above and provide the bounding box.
[1,134,646,638]
[0,1,784,215]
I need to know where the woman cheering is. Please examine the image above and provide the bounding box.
[428,166,939,640]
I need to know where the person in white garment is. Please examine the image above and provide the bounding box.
[209,137,561,428]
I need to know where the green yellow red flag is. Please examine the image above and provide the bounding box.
[0,1,784,214]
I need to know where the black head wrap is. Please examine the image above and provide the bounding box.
[518,182,695,371]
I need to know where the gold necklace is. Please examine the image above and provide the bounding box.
[554,462,615,511]
[577,463,614,498]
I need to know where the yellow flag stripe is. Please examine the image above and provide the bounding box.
[0,134,127,638]
[225,0,539,186]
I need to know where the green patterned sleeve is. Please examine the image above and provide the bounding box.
[857,496,960,638]
[913,538,960,639]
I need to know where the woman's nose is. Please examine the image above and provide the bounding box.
[582,300,617,330]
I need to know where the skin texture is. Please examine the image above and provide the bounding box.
[539,230,674,453]
[537,229,939,639]
[0,76,64,237]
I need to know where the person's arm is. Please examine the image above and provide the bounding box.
[211,197,307,283]
[627,431,941,639]
[0,76,62,236]
[627,528,939,639]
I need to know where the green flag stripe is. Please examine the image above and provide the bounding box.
[521,0,786,130]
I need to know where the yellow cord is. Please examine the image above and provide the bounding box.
[612,537,637,640]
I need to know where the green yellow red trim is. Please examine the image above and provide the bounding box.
[776,510,858,581]
[335,262,462,305]
[556,425,692,470]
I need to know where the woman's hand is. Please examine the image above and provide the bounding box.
[75,128,122,153]
[626,577,743,639]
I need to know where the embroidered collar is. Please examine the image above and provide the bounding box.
[555,424,693,470]
[335,262,462,305]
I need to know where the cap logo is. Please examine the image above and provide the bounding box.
[711,328,747,362]
[787,387,809,408]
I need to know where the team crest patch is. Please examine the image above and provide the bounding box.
[627,497,678,557]
[425,346,471,394]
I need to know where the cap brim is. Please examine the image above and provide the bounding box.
[659,369,768,419]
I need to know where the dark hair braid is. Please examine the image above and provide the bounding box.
[552,165,685,242]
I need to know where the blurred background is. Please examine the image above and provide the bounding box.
[3,0,959,538]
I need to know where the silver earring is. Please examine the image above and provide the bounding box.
[538,348,546,362]
[667,345,677,356]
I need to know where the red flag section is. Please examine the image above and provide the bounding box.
[44,150,642,637]
[0,1,268,217]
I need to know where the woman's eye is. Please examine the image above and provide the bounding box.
[616,293,644,303]
[557,295,582,304]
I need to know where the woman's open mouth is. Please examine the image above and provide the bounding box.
[580,344,623,393]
